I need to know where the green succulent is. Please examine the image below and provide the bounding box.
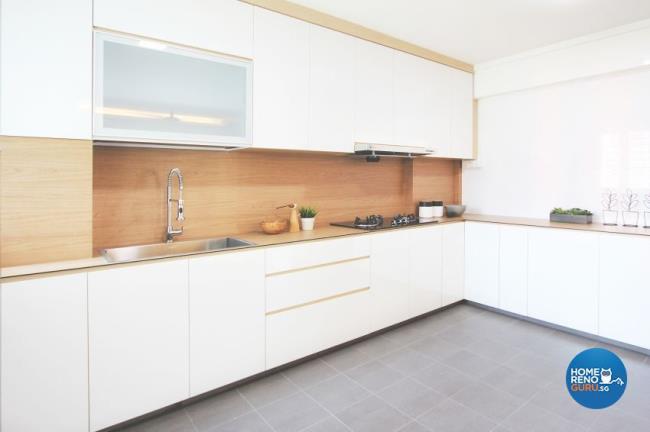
[551,207,593,216]
[298,206,318,218]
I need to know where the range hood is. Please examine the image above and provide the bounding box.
[354,142,434,162]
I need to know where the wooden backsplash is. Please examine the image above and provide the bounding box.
[93,147,461,250]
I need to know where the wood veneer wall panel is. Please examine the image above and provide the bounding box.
[93,148,460,250]
[0,136,93,267]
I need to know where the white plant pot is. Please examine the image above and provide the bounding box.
[645,211,650,228]
[602,210,618,226]
[301,217,315,231]
[622,211,639,227]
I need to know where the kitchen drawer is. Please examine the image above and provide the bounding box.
[266,289,372,368]
[265,236,370,274]
[266,258,370,313]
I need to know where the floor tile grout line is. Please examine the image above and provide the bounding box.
[236,388,281,432]
[182,407,200,432]
[293,386,355,432]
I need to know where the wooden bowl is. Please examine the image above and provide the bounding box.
[260,219,289,234]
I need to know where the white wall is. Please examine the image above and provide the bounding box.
[464,66,650,220]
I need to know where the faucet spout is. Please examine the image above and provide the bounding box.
[166,168,185,243]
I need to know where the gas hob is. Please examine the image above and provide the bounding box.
[330,213,440,230]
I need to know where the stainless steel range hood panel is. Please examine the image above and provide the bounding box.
[353,142,434,158]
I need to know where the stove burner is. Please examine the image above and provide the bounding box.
[354,214,384,228]
[391,214,418,226]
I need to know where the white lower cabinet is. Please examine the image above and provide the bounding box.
[408,225,443,317]
[370,230,411,331]
[527,228,598,334]
[599,234,650,349]
[189,250,265,396]
[498,225,528,315]
[442,222,465,305]
[1,274,89,432]
[464,222,499,307]
[88,260,189,431]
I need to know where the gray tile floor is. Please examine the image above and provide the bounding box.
[118,304,650,432]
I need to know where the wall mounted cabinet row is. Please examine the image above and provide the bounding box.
[0,0,473,158]
[0,223,464,432]
[464,222,650,350]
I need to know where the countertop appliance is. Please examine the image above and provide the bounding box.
[331,213,440,230]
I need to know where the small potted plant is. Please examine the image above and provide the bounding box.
[601,190,619,226]
[298,206,318,231]
[644,193,650,228]
[621,189,639,227]
[550,207,593,224]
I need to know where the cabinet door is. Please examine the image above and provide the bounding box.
[394,52,434,148]
[464,222,499,307]
[0,0,91,139]
[88,260,189,431]
[1,274,88,432]
[600,234,650,349]
[370,230,410,330]
[499,225,528,315]
[528,228,598,334]
[354,39,394,145]
[253,8,309,150]
[408,225,443,317]
[189,250,265,396]
[94,0,253,58]
[442,222,465,306]
[308,25,355,152]
[449,69,474,159]
[429,63,453,157]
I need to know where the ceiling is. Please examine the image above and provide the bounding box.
[289,0,650,64]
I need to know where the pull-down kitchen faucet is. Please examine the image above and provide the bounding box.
[166,168,185,243]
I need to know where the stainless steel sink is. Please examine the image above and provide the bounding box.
[102,237,256,263]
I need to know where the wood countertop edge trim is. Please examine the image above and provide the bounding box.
[7,215,650,282]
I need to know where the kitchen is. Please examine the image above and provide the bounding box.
[1,0,650,431]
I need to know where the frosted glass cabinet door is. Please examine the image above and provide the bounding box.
[93,31,252,147]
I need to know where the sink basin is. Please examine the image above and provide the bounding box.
[102,237,256,263]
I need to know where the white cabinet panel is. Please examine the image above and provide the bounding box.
[354,39,394,145]
[266,289,372,368]
[88,260,189,431]
[0,0,91,139]
[1,274,88,432]
[93,31,252,148]
[267,258,370,312]
[599,234,650,349]
[309,25,355,152]
[528,228,598,334]
[394,52,434,148]
[189,250,265,396]
[265,236,370,274]
[442,222,465,306]
[370,230,410,330]
[94,0,253,58]
[429,63,453,157]
[464,222,499,307]
[408,225,443,317]
[253,8,309,150]
[450,69,474,159]
[499,225,528,315]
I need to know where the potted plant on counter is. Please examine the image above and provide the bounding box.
[601,190,618,226]
[621,189,639,227]
[645,193,650,229]
[550,208,593,224]
[299,206,318,231]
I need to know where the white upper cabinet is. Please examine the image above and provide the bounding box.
[93,0,253,58]
[599,234,650,350]
[394,51,435,148]
[1,274,89,432]
[189,250,266,396]
[88,260,189,431]
[0,0,91,139]
[308,25,356,152]
[93,31,252,148]
[354,39,394,145]
[528,228,598,334]
[449,69,474,159]
[253,7,309,150]
[464,222,499,307]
